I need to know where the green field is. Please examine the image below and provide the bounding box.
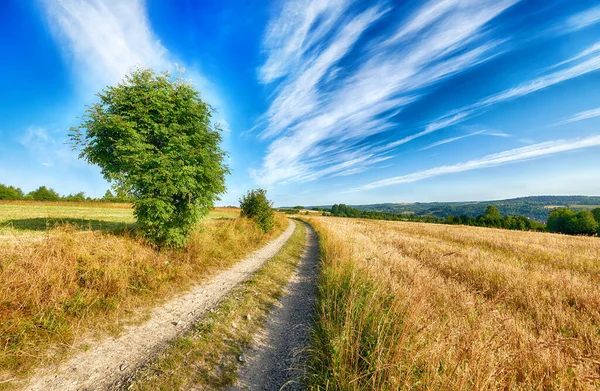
[0,201,239,234]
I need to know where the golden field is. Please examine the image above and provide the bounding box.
[0,202,285,384]
[306,216,600,390]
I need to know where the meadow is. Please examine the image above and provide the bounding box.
[0,201,286,385]
[307,216,600,390]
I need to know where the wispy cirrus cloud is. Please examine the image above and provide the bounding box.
[360,135,600,190]
[253,0,519,186]
[554,107,600,126]
[40,0,229,126]
[425,41,600,133]
[567,5,600,31]
[420,130,486,151]
[41,0,168,90]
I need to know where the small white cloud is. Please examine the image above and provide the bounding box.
[18,126,76,166]
[554,107,600,126]
[420,130,485,151]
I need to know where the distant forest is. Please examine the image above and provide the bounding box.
[0,183,130,202]
[310,196,600,222]
[316,202,600,237]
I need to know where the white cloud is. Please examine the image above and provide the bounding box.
[423,41,600,133]
[555,107,600,126]
[567,5,600,31]
[253,0,518,186]
[18,126,77,166]
[360,135,600,190]
[40,0,232,133]
[259,0,350,83]
[420,130,485,151]
[41,0,168,90]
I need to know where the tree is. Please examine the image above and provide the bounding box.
[591,207,600,224]
[239,189,274,233]
[0,184,24,200]
[63,192,87,202]
[567,210,598,236]
[102,190,116,202]
[70,68,229,248]
[546,208,576,234]
[27,186,60,201]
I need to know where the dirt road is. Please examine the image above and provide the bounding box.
[228,222,319,390]
[23,220,296,391]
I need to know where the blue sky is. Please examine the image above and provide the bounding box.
[1,0,600,206]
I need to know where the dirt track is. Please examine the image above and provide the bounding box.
[227,221,319,390]
[23,220,296,391]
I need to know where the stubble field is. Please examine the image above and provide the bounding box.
[307,216,600,390]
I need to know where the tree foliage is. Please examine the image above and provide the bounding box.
[70,68,229,247]
[547,208,598,235]
[239,189,274,233]
[27,186,61,201]
[0,184,24,200]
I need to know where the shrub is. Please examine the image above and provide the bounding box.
[239,189,274,233]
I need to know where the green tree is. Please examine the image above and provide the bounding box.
[70,68,229,248]
[27,186,60,201]
[567,210,598,235]
[0,184,24,200]
[547,208,576,234]
[102,190,116,202]
[239,189,274,233]
[591,207,600,224]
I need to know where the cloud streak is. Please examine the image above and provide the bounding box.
[41,0,168,91]
[254,0,519,186]
[360,135,600,190]
[555,107,600,126]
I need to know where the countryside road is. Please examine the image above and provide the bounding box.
[227,221,319,391]
[23,220,296,391]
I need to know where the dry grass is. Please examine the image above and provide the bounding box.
[0,203,284,386]
[306,217,600,390]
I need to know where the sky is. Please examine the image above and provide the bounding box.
[1,0,600,206]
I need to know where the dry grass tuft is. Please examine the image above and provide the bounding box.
[307,217,600,390]
[0,204,285,385]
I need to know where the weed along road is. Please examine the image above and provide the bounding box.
[228,221,319,390]
[23,220,296,391]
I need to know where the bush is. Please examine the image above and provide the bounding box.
[240,189,274,233]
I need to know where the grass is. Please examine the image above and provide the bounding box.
[306,216,600,390]
[124,220,307,390]
[0,202,286,387]
[0,201,239,234]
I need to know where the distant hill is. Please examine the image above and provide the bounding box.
[308,196,600,222]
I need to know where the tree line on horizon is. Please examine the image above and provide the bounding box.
[324,203,600,237]
[0,183,131,203]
